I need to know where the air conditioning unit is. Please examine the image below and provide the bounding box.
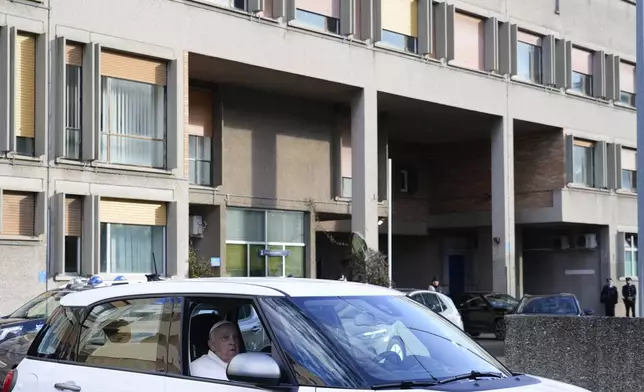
[575,234,598,249]
[189,215,204,238]
[553,236,571,250]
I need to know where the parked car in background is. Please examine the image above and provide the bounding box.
[512,294,594,316]
[398,288,464,330]
[451,292,519,340]
[0,332,37,381]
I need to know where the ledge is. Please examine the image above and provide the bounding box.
[0,235,42,244]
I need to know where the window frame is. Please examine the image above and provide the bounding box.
[100,222,167,275]
[65,63,83,160]
[188,135,212,186]
[380,29,418,54]
[100,76,168,169]
[64,235,82,275]
[571,71,593,96]
[294,8,341,35]
[572,139,596,187]
[624,233,638,278]
[516,40,543,85]
[176,294,299,387]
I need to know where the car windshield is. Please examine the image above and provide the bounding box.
[259,295,508,387]
[484,294,518,309]
[8,291,69,319]
[516,295,579,315]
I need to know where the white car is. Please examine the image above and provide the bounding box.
[401,289,464,330]
[6,278,590,392]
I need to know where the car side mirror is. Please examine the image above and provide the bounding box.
[583,308,595,316]
[226,353,282,387]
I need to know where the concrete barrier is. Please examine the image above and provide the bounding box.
[504,315,643,392]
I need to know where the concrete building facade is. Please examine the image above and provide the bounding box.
[0,0,637,316]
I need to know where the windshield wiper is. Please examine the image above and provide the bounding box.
[372,380,439,390]
[436,371,505,385]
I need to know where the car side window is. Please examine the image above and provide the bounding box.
[436,296,448,312]
[421,293,442,313]
[466,298,485,309]
[76,297,174,373]
[237,304,271,353]
[409,294,426,306]
[29,306,78,360]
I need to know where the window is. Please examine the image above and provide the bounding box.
[624,233,638,278]
[453,12,485,70]
[516,31,542,84]
[66,65,82,159]
[399,169,409,193]
[571,47,593,95]
[1,191,35,236]
[622,147,637,192]
[65,43,83,160]
[225,208,306,278]
[203,0,247,10]
[100,223,165,274]
[341,176,352,198]
[189,135,212,186]
[237,304,271,352]
[101,77,166,168]
[620,61,636,106]
[30,306,78,359]
[572,139,595,187]
[420,293,443,313]
[64,196,82,274]
[381,30,418,53]
[16,33,36,157]
[77,297,172,372]
[295,8,340,34]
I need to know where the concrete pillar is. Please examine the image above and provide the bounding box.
[351,87,379,250]
[515,226,523,297]
[491,116,516,296]
[167,187,190,278]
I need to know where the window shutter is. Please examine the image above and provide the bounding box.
[435,2,454,61]
[542,35,556,86]
[1,191,35,236]
[594,141,607,189]
[101,50,167,86]
[592,50,606,99]
[53,193,65,275]
[483,17,498,72]
[606,143,617,189]
[82,43,98,161]
[417,0,433,55]
[372,0,382,42]
[340,0,355,36]
[613,55,622,97]
[99,198,167,226]
[286,0,296,21]
[605,54,617,101]
[248,0,264,12]
[55,37,67,158]
[15,33,36,139]
[0,27,13,153]
[565,134,574,185]
[498,22,516,76]
[617,231,625,278]
[615,144,623,189]
[555,39,572,89]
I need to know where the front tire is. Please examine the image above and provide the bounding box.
[494,318,506,340]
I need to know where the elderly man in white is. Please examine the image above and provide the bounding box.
[191,320,242,380]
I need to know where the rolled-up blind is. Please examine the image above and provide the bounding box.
[296,0,340,18]
[381,0,418,37]
[16,33,36,138]
[622,148,636,171]
[2,191,35,236]
[65,43,83,66]
[620,61,635,94]
[101,50,167,86]
[100,198,167,226]
[571,47,592,75]
[65,196,82,236]
[188,88,213,137]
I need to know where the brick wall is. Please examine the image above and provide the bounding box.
[515,129,565,209]
[390,130,564,218]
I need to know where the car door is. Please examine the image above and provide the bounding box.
[164,296,315,392]
[462,297,491,332]
[27,296,173,392]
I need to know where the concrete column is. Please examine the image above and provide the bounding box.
[491,116,516,296]
[515,226,523,297]
[351,87,379,250]
[307,211,316,278]
[167,187,190,278]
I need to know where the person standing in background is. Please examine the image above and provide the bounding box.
[428,277,443,293]
[600,278,618,316]
[622,277,637,317]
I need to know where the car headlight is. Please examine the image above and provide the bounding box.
[0,326,23,341]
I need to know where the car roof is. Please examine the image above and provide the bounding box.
[522,293,577,298]
[60,277,404,307]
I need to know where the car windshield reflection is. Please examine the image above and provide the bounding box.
[259,295,508,385]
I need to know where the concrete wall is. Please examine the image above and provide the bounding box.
[522,226,603,313]
[505,315,643,392]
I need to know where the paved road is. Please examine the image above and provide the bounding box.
[474,334,505,364]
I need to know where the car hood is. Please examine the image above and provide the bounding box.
[392,375,590,391]
[0,318,30,327]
